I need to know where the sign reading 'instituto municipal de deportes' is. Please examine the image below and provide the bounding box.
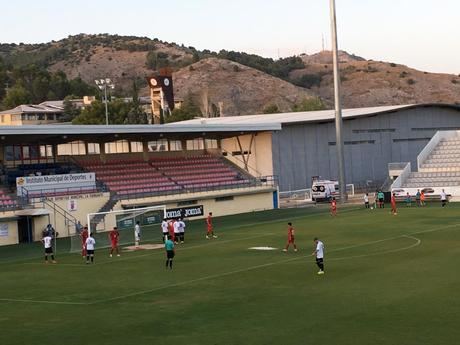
[16,173,96,196]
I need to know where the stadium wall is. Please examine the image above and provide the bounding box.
[272,106,460,191]
[0,218,18,246]
[33,193,111,238]
[118,187,276,219]
[221,132,274,177]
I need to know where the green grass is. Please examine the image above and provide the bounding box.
[1,203,460,345]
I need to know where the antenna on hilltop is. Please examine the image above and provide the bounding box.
[322,34,325,52]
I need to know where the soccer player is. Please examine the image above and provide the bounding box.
[161,219,169,242]
[109,226,120,257]
[391,192,397,216]
[165,235,175,269]
[168,219,176,242]
[42,233,57,264]
[415,189,421,207]
[173,218,181,244]
[378,190,385,208]
[85,232,96,264]
[178,218,186,243]
[420,191,426,206]
[80,226,89,258]
[405,192,412,207]
[330,197,337,216]
[441,189,448,207]
[283,222,298,252]
[206,212,217,239]
[134,221,141,248]
[311,237,324,275]
[364,193,369,209]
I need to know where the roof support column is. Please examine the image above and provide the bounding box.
[99,142,107,164]
[142,141,149,161]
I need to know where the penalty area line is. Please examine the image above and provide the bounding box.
[91,234,423,305]
[0,298,86,305]
[22,233,276,267]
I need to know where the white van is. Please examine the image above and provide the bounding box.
[312,179,339,201]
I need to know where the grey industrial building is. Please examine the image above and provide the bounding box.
[178,104,460,191]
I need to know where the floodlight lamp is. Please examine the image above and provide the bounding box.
[106,78,111,84]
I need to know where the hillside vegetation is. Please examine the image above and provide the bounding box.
[0,34,459,118]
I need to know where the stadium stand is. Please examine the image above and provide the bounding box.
[404,137,460,187]
[0,186,17,209]
[77,154,252,197]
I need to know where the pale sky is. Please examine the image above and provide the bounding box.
[2,0,459,74]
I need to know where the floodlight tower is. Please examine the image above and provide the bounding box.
[329,0,347,202]
[95,78,115,125]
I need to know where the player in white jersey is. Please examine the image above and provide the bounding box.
[42,235,56,264]
[178,218,186,243]
[161,219,169,242]
[134,221,141,248]
[312,237,325,275]
[441,189,448,207]
[173,219,181,244]
[85,233,96,264]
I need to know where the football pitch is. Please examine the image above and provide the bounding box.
[1,204,460,345]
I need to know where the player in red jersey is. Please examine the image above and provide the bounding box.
[283,222,298,252]
[168,219,176,242]
[80,226,89,258]
[391,193,398,216]
[109,226,120,257]
[330,197,337,216]
[206,212,217,239]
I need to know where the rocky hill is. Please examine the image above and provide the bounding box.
[292,51,460,107]
[173,58,314,115]
[1,34,459,115]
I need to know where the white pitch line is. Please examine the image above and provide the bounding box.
[0,298,86,305]
[22,233,276,267]
[91,235,423,305]
[328,235,421,261]
[2,223,456,306]
[2,206,359,266]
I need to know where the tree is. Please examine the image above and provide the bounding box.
[72,97,148,125]
[263,104,280,114]
[125,80,148,124]
[165,93,202,123]
[2,85,31,108]
[291,97,326,112]
[72,100,106,124]
[61,96,81,122]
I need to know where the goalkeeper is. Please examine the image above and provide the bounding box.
[134,221,141,248]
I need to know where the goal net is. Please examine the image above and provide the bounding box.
[69,205,166,253]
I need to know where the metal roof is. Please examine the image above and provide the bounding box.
[0,104,64,115]
[0,123,280,145]
[169,104,460,126]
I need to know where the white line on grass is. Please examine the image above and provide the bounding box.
[328,235,421,261]
[2,223,455,306]
[0,298,86,305]
[91,235,423,305]
[22,233,276,267]
[2,206,360,266]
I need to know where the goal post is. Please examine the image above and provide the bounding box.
[69,205,166,253]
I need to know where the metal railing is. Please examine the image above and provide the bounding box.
[20,184,107,202]
[114,175,278,201]
[391,162,412,189]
